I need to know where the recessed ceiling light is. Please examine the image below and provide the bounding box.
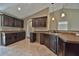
[18,7,21,11]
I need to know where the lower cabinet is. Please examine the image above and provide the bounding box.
[1,31,25,46]
[40,33,45,44]
[39,33,65,56]
[49,35,57,54]
[57,37,65,56]
[65,43,79,56]
[5,33,16,45]
[44,34,50,48]
[30,33,36,42]
[30,33,79,56]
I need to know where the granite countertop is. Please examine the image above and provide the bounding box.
[33,31,79,44]
[57,33,79,44]
[0,30,25,33]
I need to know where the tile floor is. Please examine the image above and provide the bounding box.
[0,39,56,56]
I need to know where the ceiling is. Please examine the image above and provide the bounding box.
[0,3,50,19]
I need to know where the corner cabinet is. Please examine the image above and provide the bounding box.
[0,14,24,28]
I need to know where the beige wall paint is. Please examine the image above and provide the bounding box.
[49,9,68,30]
[24,8,50,32]
[24,7,79,33]
[66,9,79,30]
[50,9,79,31]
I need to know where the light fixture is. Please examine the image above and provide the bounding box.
[61,12,66,18]
[51,4,55,21]
[18,7,21,11]
[61,4,66,18]
[51,12,55,21]
[52,17,55,21]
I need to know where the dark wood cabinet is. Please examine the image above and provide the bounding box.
[57,37,65,56]
[3,15,9,26]
[14,19,23,28]
[30,32,79,56]
[44,34,50,48]
[65,43,79,56]
[8,17,14,26]
[1,31,25,46]
[30,33,36,42]
[39,33,57,53]
[1,14,24,28]
[49,35,57,54]
[39,33,66,55]
[5,33,16,45]
[40,33,50,48]
[32,16,47,27]
[40,33,45,44]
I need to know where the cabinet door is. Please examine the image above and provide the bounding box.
[65,43,79,56]
[39,17,47,27]
[17,20,22,27]
[30,33,36,42]
[57,37,65,56]
[2,15,15,27]
[20,20,24,28]
[17,32,25,40]
[32,18,38,27]
[14,19,19,27]
[5,33,15,45]
[44,34,50,48]
[32,16,47,27]
[3,15,9,26]
[8,17,14,27]
[40,33,45,44]
[14,19,23,28]
[49,35,57,54]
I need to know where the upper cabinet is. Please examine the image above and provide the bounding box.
[0,14,24,28]
[3,15,15,27]
[32,16,47,27]
[14,19,24,28]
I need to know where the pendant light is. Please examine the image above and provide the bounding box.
[52,17,55,21]
[61,4,66,18]
[51,4,55,21]
[52,12,55,21]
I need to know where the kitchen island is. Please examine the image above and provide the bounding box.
[30,31,79,56]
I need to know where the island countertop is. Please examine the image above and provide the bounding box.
[33,31,79,44]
